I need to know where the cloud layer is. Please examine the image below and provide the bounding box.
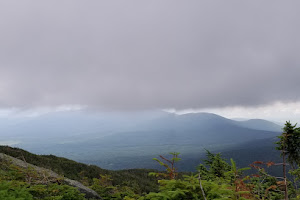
[1,1,300,110]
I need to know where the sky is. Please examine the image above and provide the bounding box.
[0,1,300,122]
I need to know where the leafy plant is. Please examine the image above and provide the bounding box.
[0,181,33,200]
[150,152,181,180]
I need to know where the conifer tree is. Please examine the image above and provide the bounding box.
[275,121,300,199]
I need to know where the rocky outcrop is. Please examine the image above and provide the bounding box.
[0,153,101,199]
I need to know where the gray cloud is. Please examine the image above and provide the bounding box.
[0,0,300,110]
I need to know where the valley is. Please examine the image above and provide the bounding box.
[0,111,282,171]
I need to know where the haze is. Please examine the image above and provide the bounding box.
[0,1,300,121]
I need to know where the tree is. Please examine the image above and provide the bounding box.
[275,121,300,199]
[276,121,300,168]
[199,150,231,180]
[225,159,251,199]
[150,152,181,180]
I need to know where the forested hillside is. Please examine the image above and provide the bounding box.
[0,146,159,195]
[0,111,282,171]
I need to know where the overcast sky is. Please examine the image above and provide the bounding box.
[0,1,300,121]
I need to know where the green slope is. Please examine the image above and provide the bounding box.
[0,145,159,194]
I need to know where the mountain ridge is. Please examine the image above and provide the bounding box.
[0,111,282,171]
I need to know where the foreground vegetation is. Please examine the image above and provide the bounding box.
[0,146,159,195]
[1,121,300,199]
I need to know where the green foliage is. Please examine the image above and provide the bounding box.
[276,121,300,167]
[142,174,233,200]
[90,175,141,199]
[199,150,231,180]
[225,158,250,182]
[0,181,33,200]
[0,181,86,200]
[29,184,86,200]
[249,171,283,199]
[151,152,181,180]
[146,151,256,200]
[147,150,300,199]
[290,168,300,182]
[275,121,300,199]
[0,157,88,200]
[0,145,159,194]
[225,159,252,199]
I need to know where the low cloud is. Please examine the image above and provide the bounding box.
[0,1,300,110]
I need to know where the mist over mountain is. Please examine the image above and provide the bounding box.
[0,110,282,171]
[236,119,282,132]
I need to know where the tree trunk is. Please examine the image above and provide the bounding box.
[198,170,207,200]
[283,151,288,200]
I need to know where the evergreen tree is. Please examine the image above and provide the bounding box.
[275,121,300,199]
[276,121,300,168]
[200,150,231,180]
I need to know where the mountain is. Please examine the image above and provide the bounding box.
[0,111,282,171]
[81,112,278,148]
[235,119,282,132]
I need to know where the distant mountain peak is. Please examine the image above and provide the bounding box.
[235,118,282,132]
[177,112,228,119]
